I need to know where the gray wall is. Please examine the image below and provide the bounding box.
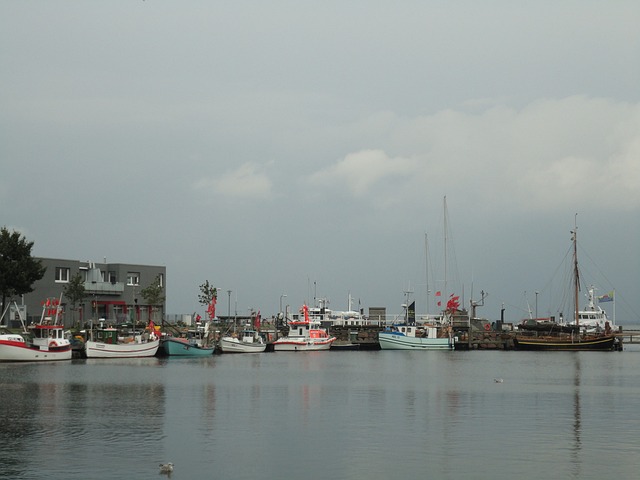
[12,258,166,329]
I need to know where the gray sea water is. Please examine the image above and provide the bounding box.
[1,346,639,480]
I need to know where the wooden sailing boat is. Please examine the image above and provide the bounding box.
[513,219,620,351]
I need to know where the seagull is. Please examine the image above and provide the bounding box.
[159,463,174,475]
[494,378,504,383]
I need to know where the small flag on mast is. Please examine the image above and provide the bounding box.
[598,291,614,303]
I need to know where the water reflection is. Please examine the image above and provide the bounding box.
[1,350,639,480]
[571,354,582,479]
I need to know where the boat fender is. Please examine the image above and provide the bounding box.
[484,324,491,331]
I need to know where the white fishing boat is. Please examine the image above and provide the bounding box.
[219,330,266,353]
[85,319,159,358]
[378,324,455,350]
[273,304,336,351]
[576,286,614,332]
[0,298,72,362]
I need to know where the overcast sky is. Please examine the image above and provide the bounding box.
[1,1,639,324]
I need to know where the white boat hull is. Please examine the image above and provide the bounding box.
[272,338,335,351]
[219,337,266,353]
[0,342,72,361]
[85,339,160,358]
[378,332,455,350]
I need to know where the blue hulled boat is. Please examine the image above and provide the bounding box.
[160,337,215,356]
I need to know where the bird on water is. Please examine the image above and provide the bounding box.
[159,462,174,475]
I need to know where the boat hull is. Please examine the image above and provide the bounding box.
[378,332,455,350]
[85,339,160,358]
[161,338,215,356]
[513,334,617,351]
[0,342,72,361]
[272,338,335,351]
[219,337,266,353]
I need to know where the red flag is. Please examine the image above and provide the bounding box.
[435,291,441,296]
[207,296,217,320]
[446,295,460,311]
[302,304,310,323]
[254,310,261,330]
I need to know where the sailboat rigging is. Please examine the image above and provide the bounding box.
[513,217,620,351]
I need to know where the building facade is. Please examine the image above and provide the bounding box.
[14,258,166,328]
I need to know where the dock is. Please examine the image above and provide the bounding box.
[616,329,640,344]
[326,324,636,351]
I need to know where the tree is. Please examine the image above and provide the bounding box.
[63,273,86,329]
[198,280,218,320]
[0,227,46,312]
[140,274,166,322]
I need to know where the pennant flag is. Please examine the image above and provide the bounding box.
[598,291,614,303]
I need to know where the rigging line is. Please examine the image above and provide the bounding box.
[577,243,615,289]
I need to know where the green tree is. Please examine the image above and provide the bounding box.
[63,273,86,329]
[198,280,218,320]
[140,274,166,322]
[0,227,46,311]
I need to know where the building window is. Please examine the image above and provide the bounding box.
[127,272,140,286]
[55,267,70,283]
[108,271,117,283]
[159,274,164,288]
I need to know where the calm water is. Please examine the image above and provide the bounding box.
[1,347,639,480]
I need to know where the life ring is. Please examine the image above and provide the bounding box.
[49,340,57,348]
[484,323,491,331]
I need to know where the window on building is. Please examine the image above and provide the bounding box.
[55,267,70,283]
[159,273,164,287]
[127,272,140,286]
[108,271,117,283]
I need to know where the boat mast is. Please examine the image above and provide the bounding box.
[443,196,448,307]
[425,233,429,317]
[572,215,580,326]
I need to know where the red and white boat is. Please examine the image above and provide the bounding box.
[0,299,72,362]
[273,304,336,351]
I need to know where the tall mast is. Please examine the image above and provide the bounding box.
[425,233,429,316]
[443,196,448,304]
[572,215,580,326]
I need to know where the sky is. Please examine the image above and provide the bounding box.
[1,1,639,324]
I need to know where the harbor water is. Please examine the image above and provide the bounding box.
[1,347,639,480]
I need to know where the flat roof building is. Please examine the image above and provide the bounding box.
[14,258,166,329]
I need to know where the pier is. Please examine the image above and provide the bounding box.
[325,324,634,351]
[616,329,640,344]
